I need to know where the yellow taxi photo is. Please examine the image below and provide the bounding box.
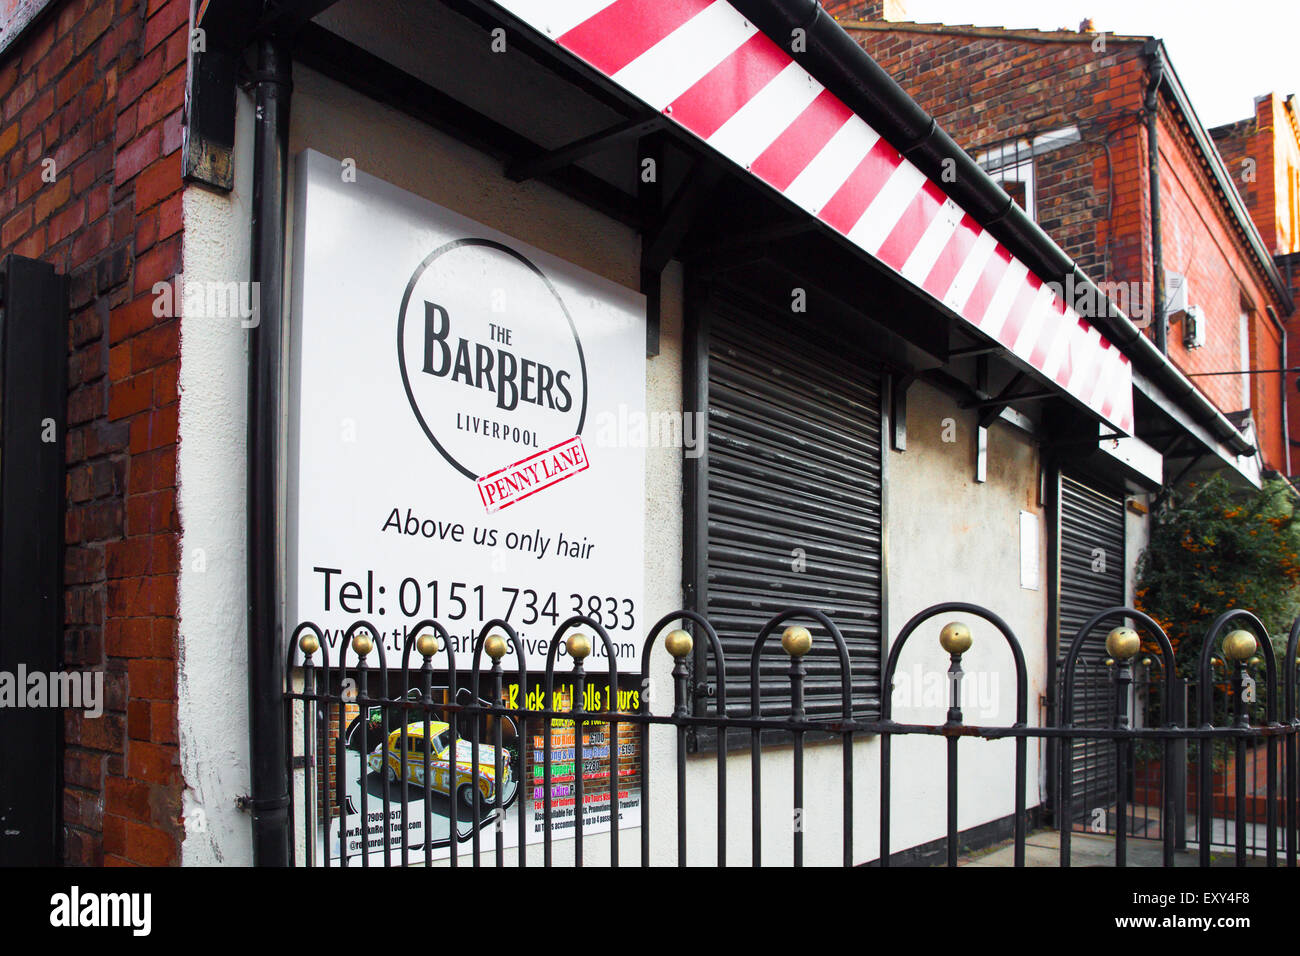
[366,721,517,812]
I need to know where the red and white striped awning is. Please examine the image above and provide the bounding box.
[493,0,1134,434]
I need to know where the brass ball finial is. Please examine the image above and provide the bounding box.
[1105,626,1141,662]
[415,630,439,659]
[939,622,972,655]
[351,629,374,658]
[782,625,813,657]
[485,633,508,661]
[299,631,320,657]
[664,629,693,659]
[566,633,592,661]
[1223,630,1258,663]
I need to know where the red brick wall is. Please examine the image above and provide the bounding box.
[823,1,902,20]
[849,23,1290,471]
[1248,96,1279,254]
[1154,92,1288,469]
[1212,94,1300,260]
[0,0,188,865]
[1249,311,1285,472]
[1210,115,1270,251]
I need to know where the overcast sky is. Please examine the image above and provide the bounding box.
[903,0,1299,128]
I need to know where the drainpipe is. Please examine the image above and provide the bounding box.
[1144,41,1166,354]
[246,36,292,866]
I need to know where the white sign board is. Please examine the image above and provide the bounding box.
[1019,510,1039,591]
[288,150,646,672]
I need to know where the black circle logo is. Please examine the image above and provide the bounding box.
[397,239,587,480]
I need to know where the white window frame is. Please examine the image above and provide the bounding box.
[1239,310,1251,409]
[978,141,1036,220]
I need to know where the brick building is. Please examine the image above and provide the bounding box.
[1,0,187,865]
[1211,95,1300,471]
[1211,94,1300,259]
[831,2,1296,478]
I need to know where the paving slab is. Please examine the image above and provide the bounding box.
[958,829,1263,867]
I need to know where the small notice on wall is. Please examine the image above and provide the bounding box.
[1019,511,1039,591]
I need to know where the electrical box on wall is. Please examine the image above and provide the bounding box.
[1183,305,1206,349]
[1165,270,1190,318]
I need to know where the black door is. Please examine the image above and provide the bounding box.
[0,255,67,865]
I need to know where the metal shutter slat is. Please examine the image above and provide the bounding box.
[1058,474,1127,819]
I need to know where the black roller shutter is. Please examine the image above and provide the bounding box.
[697,290,884,729]
[1057,473,1126,821]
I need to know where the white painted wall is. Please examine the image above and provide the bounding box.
[880,384,1049,851]
[1126,495,1152,606]
[177,85,257,865]
[176,59,1052,865]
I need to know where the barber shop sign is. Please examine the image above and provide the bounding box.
[288,150,646,671]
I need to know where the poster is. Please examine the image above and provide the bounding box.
[288,149,647,859]
[288,149,646,670]
[321,677,643,863]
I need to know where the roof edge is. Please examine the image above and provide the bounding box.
[840,18,1150,46]
[1147,39,1294,313]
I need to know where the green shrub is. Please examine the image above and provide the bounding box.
[1135,474,1300,679]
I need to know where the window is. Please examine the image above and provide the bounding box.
[1290,166,1299,252]
[975,127,1082,223]
[978,141,1036,220]
[1239,310,1251,409]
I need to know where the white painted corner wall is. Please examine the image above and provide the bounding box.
[177,84,257,864]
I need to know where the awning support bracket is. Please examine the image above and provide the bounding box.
[684,220,819,268]
[641,151,723,356]
[891,372,915,452]
[505,115,666,183]
[1152,452,1207,510]
[965,388,1057,412]
[948,343,1004,359]
[973,360,1005,482]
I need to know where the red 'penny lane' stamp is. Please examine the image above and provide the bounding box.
[476,436,589,513]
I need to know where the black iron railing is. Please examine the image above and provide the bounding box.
[283,603,1300,866]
